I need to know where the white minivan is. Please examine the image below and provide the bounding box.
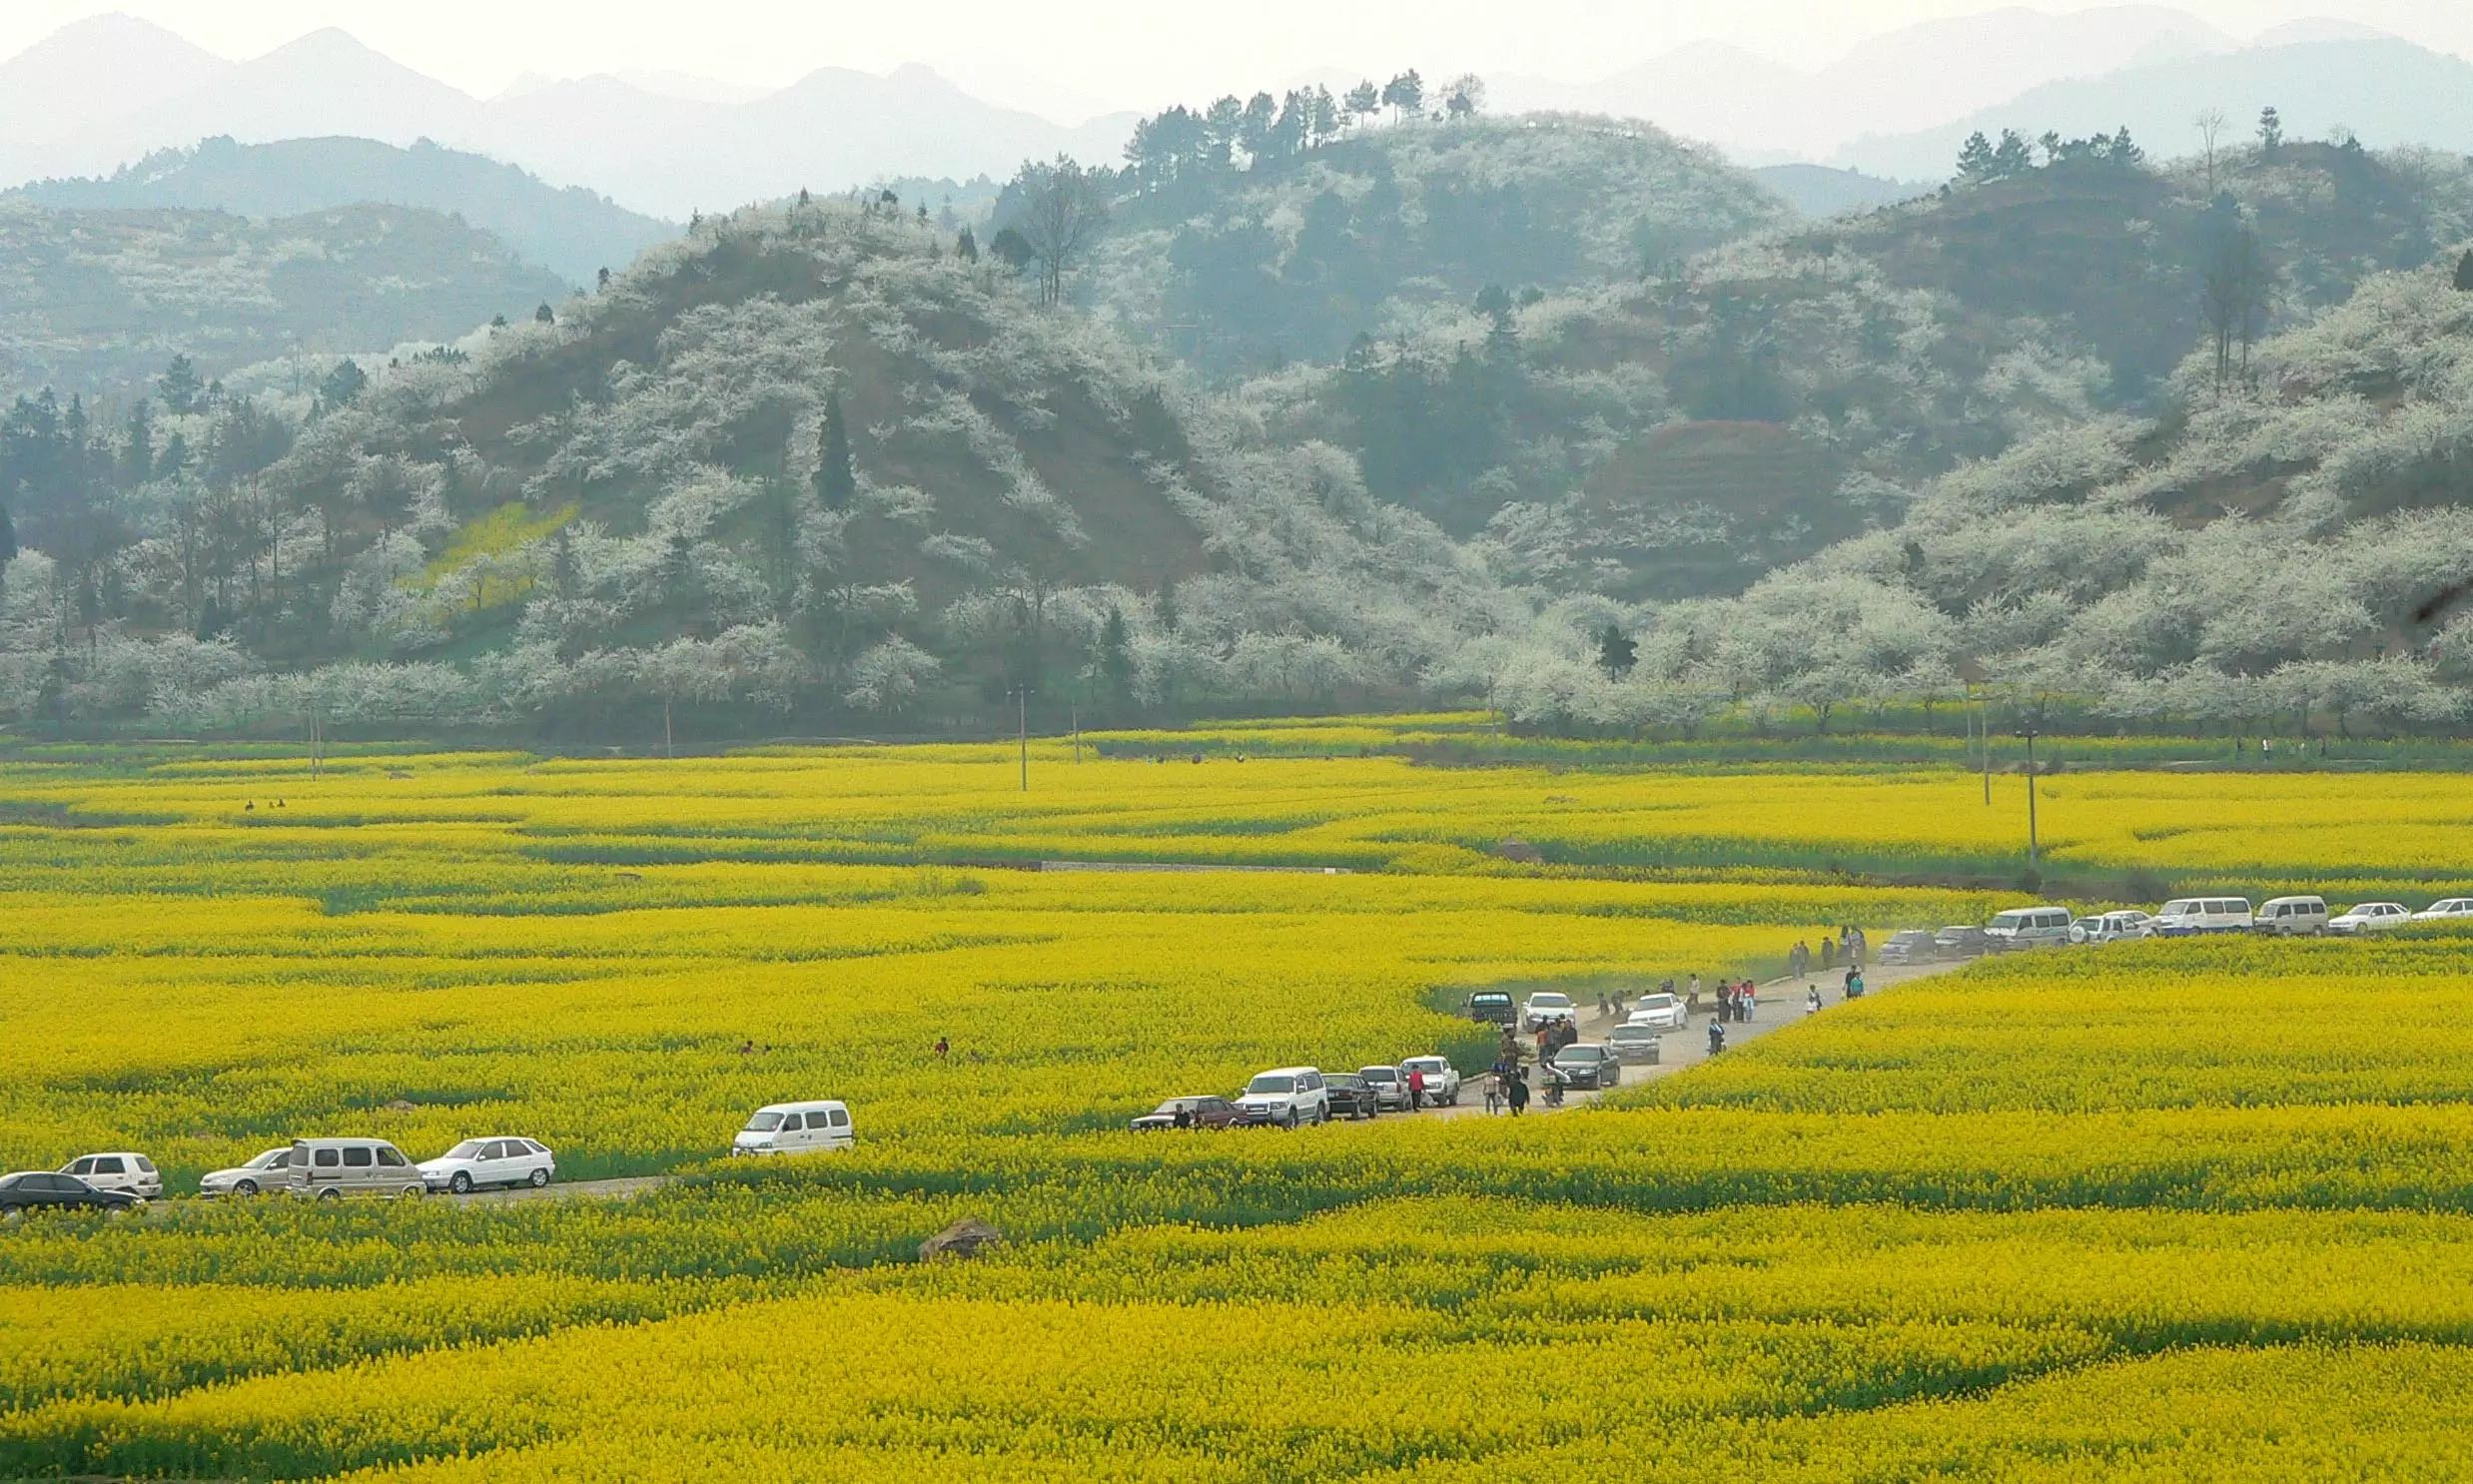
[287,1138,426,1200]
[1985,906,2074,951]
[2150,898,2255,937]
[732,1101,855,1157]
[2255,896,2330,936]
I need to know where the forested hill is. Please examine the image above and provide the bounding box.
[0,203,1492,734]
[1466,247,2473,738]
[11,136,677,285]
[1077,111,1790,374]
[1238,135,2473,597]
[0,200,568,399]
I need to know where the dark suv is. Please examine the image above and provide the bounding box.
[1322,1074,1382,1120]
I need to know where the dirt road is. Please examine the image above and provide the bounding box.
[1422,955,1964,1119]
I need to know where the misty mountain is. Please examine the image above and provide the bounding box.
[0,16,1138,220]
[488,65,1137,220]
[0,199,567,398]
[1835,39,2473,181]
[1495,4,2253,160]
[1752,164,1926,218]
[10,136,675,285]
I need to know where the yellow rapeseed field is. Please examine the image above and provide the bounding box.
[7,738,2473,1479]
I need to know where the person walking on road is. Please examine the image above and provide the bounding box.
[1506,1071,1530,1117]
[1707,1020,1727,1056]
[1742,981,1757,1019]
[1788,940,1810,978]
[1819,937,1836,972]
[1484,1075,1502,1115]
[1806,985,1822,1016]
[1407,1066,1427,1113]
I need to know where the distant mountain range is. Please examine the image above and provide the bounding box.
[1490,5,2405,162]
[1832,38,2473,180]
[9,136,674,285]
[0,15,1137,219]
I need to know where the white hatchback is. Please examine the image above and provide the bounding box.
[60,1152,160,1200]
[2329,902,2412,935]
[420,1137,556,1193]
[2070,912,2153,945]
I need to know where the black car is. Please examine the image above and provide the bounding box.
[1131,1096,1241,1131]
[1879,929,1939,966]
[1322,1074,1382,1120]
[0,1170,140,1214]
[1932,925,1994,960]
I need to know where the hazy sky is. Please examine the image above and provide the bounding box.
[5,0,2469,118]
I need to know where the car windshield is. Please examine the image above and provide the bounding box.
[1246,1075,1294,1095]
[1361,1068,1395,1082]
[2159,900,2196,916]
[1404,1058,1444,1073]
[1610,1026,1652,1041]
[1552,1046,1598,1064]
[1152,1101,1193,1114]
[744,1112,786,1132]
[442,1139,490,1159]
[1894,931,1933,944]
[1530,994,1570,1008]
[0,1174,20,1190]
[250,1149,289,1169]
[1639,995,1676,1010]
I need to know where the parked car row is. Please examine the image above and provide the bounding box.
[1873,893,2473,964]
[5,1135,558,1217]
[1139,1055,1467,1131]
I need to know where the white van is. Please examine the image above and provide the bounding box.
[1985,906,2074,951]
[2256,896,2330,936]
[287,1138,426,1200]
[732,1101,855,1157]
[2151,898,2254,937]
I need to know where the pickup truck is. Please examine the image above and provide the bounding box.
[1466,992,1516,1028]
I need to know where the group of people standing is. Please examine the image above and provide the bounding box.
[1786,927,1869,980]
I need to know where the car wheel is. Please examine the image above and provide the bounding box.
[449,1171,473,1195]
[528,1167,550,1188]
[235,1178,258,1197]
[1281,1109,1298,1130]
[317,1187,342,1201]
[400,1183,424,1200]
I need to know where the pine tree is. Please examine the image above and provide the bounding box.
[534,302,556,325]
[957,226,979,264]
[157,355,203,415]
[2455,250,2473,293]
[1595,622,1637,680]
[815,393,856,510]
[1956,132,1997,183]
[2257,106,2282,156]
[1097,606,1136,704]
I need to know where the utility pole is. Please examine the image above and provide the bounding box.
[1981,697,1993,806]
[2016,727,2041,870]
[1013,687,1031,792]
